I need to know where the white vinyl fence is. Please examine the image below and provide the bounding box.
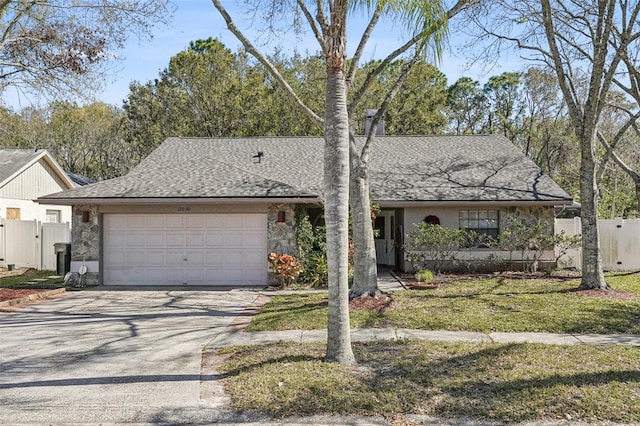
[555,218,640,271]
[0,218,70,270]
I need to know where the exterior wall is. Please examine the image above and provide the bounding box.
[71,205,101,285]
[267,203,297,285]
[401,205,557,272]
[0,198,71,224]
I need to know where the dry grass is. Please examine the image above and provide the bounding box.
[219,340,640,423]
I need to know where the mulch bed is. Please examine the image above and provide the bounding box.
[396,271,636,300]
[570,288,636,300]
[349,294,395,311]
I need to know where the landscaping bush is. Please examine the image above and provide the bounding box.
[295,208,328,287]
[414,269,434,283]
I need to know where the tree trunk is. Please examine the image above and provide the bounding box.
[578,132,609,290]
[349,153,380,299]
[323,67,355,364]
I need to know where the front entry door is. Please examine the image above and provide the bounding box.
[374,210,395,266]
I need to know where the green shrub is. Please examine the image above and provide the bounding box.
[415,269,434,283]
[295,207,328,287]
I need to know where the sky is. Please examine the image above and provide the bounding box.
[7,1,519,110]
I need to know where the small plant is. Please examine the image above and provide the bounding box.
[414,269,434,283]
[268,252,303,287]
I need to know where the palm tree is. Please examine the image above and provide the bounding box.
[211,0,476,363]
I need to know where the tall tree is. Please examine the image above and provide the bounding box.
[483,72,524,139]
[211,0,354,363]
[0,1,171,102]
[210,0,474,362]
[463,0,640,290]
[445,77,488,134]
[346,0,475,299]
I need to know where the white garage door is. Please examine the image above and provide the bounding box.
[103,213,267,286]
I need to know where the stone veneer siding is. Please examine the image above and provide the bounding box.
[71,205,100,285]
[267,203,298,285]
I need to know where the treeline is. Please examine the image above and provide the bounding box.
[1,38,637,218]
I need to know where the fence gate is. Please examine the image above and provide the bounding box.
[41,223,71,270]
[2,219,39,268]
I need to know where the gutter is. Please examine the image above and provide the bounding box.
[36,196,323,206]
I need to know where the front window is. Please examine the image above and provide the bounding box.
[46,209,61,223]
[459,210,499,247]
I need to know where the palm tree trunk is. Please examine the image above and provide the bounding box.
[324,67,355,364]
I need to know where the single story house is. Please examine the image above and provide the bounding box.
[38,135,572,286]
[1,149,76,224]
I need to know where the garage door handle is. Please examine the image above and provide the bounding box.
[183,258,187,261]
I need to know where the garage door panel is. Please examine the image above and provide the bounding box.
[106,231,129,248]
[147,234,165,247]
[186,233,205,247]
[146,215,165,228]
[245,268,265,284]
[205,250,225,265]
[104,213,267,286]
[243,216,264,229]
[166,216,185,228]
[244,233,265,247]
[146,251,166,266]
[186,215,205,228]
[205,215,224,229]
[126,216,147,228]
[165,251,185,266]
[223,268,246,283]
[166,233,185,247]
[224,249,245,266]
[185,268,205,282]
[105,251,128,267]
[186,250,205,265]
[244,249,265,264]
[127,233,146,248]
[205,233,224,247]
[224,216,244,228]
[224,232,243,247]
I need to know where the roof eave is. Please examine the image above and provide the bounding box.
[376,199,574,208]
[36,196,323,206]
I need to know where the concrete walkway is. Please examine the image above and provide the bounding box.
[209,328,640,349]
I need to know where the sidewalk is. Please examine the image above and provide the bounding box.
[208,327,640,349]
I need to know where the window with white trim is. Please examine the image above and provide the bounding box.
[459,210,499,246]
[46,209,61,223]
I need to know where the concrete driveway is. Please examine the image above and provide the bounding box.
[0,287,261,424]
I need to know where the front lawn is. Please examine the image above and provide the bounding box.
[0,268,64,288]
[220,340,640,423]
[247,272,640,334]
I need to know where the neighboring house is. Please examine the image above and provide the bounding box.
[38,135,573,286]
[1,149,76,224]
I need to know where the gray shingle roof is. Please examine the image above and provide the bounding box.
[1,149,43,185]
[1,149,75,189]
[40,135,572,204]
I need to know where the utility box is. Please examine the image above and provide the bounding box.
[54,242,71,275]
